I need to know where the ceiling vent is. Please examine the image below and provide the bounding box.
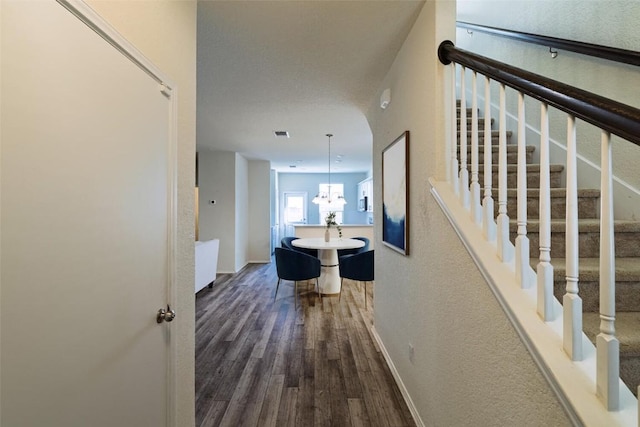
[274,131,289,138]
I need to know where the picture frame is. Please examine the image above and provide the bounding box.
[382,131,409,255]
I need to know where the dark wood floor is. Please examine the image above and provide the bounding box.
[195,259,416,427]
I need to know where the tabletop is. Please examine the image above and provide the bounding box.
[292,237,365,250]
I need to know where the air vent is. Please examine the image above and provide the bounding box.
[274,131,289,138]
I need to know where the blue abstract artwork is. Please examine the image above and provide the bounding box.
[382,131,409,255]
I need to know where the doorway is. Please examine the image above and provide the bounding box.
[282,191,308,238]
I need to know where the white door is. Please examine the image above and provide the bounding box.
[1,2,176,426]
[283,192,307,237]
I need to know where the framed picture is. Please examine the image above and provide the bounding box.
[382,131,409,255]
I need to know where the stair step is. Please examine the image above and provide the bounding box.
[546,257,640,312]
[456,107,476,116]
[511,219,640,258]
[583,311,640,394]
[458,144,534,165]
[458,130,513,145]
[499,188,600,220]
[474,164,564,189]
[456,117,494,128]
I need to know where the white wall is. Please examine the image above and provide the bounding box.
[198,151,271,272]
[366,3,570,425]
[82,1,196,424]
[456,0,640,218]
[235,154,249,271]
[198,150,236,273]
[249,160,272,262]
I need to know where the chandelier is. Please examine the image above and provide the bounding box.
[312,133,346,206]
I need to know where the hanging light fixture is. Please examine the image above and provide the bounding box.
[312,134,347,206]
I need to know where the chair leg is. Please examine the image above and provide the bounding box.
[294,281,298,309]
[274,278,281,302]
[316,278,322,301]
[364,281,367,309]
[339,278,344,302]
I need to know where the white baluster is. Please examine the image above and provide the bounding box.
[515,92,531,288]
[497,83,512,262]
[451,65,459,195]
[459,66,470,208]
[482,75,496,241]
[537,103,554,320]
[597,130,619,411]
[470,71,482,225]
[563,115,582,361]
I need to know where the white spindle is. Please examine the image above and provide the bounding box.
[537,103,554,320]
[597,130,619,410]
[451,65,459,195]
[496,84,511,262]
[482,75,496,241]
[459,66,470,208]
[470,71,482,225]
[515,92,530,288]
[563,115,582,360]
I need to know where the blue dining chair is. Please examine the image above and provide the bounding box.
[338,249,374,309]
[337,236,370,257]
[281,236,318,258]
[274,247,322,307]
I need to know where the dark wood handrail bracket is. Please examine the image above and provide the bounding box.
[457,21,640,68]
[438,40,640,147]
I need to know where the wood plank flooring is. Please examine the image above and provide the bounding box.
[195,259,416,427]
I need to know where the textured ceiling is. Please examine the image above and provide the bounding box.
[196,1,424,173]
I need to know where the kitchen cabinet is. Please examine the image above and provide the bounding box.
[357,178,373,212]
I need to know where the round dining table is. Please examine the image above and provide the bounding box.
[292,237,365,294]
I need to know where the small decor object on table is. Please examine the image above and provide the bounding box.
[324,211,342,242]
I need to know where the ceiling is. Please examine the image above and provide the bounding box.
[196,1,424,173]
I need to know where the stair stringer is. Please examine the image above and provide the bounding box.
[430,177,638,427]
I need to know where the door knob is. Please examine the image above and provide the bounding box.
[157,305,176,323]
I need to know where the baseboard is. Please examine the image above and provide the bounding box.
[370,325,425,427]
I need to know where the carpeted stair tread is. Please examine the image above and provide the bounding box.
[513,218,640,233]
[457,129,512,137]
[459,144,530,153]
[583,312,640,357]
[457,107,477,116]
[459,145,533,165]
[475,163,564,173]
[506,188,600,198]
[547,257,640,282]
[457,117,494,127]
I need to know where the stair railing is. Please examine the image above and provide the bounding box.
[457,21,640,68]
[438,40,640,419]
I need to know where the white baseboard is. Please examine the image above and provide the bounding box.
[370,325,425,427]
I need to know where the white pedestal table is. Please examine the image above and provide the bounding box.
[292,237,365,295]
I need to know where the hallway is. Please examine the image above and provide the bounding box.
[195,261,415,426]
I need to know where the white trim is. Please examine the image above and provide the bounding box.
[370,326,425,427]
[429,177,637,427]
[56,0,175,89]
[56,1,179,425]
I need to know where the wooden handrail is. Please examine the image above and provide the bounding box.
[438,40,640,146]
[457,21,640,68]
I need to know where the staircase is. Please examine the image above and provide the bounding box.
[458,102,640,395]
